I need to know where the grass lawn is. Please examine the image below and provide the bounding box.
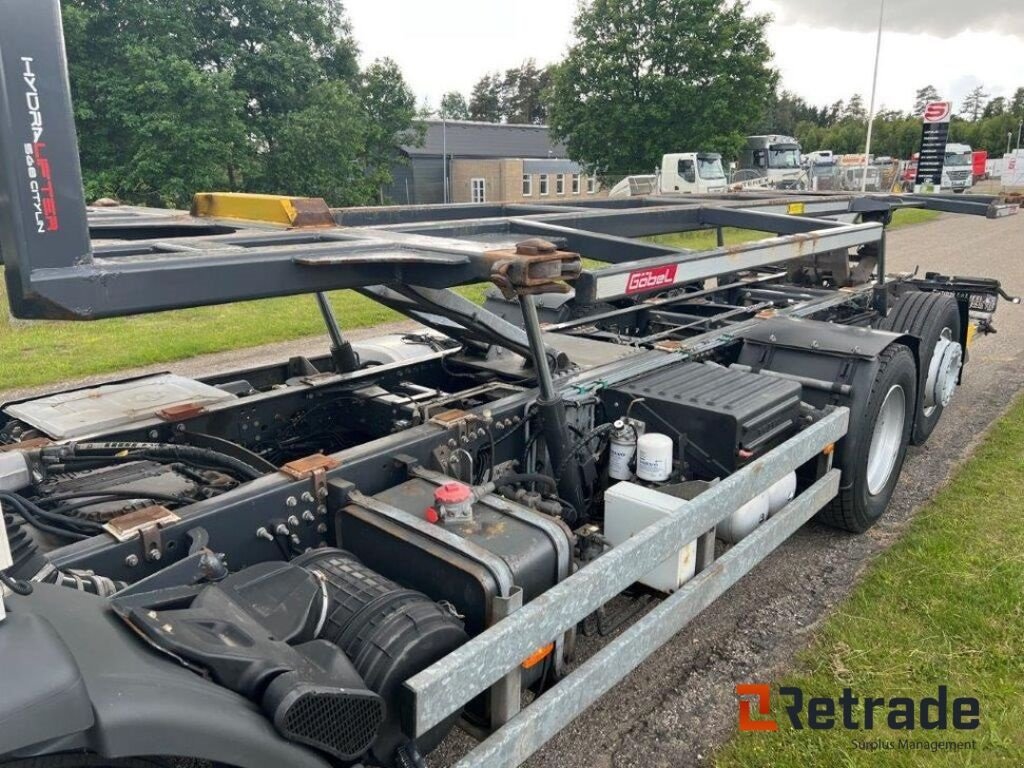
[0,207,939,391]
[716,392,1024,767]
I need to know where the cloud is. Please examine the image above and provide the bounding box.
[767,0,1023,38]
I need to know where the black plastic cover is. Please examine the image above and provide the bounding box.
[604,361,802,475]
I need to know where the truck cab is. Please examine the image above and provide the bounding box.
[739,134,806,189]
[943,143,974,193]
[659,152,728,194]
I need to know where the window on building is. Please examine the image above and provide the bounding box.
[539,174,549,195]
[571,173,580,194]
[555,174,565,194]
[586,175,597,194]
[471,178,486,204]
[522,174,532,196]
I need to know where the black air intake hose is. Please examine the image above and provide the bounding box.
[293,549,468,768]
[40,442,265,481]
[2,510,122,595]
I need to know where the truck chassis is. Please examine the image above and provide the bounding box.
[0,4,1020,768]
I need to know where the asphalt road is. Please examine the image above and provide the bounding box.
[3,211,1022,768]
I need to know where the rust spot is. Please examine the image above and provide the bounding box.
[280,453,341,479]
[156,402,206,421]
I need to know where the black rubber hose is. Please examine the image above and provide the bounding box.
[48,442,265,481]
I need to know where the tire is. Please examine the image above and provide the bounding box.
[818,344,916,533]
[880,292,962,445]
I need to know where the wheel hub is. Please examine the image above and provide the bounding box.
[924,328,962,415]
[866,384,906,496]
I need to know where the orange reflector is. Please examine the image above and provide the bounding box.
[822,443,835,455]
[521,643,554,669]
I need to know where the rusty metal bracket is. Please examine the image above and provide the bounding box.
[280,453,341,510]
[102,505,181,562]
[486,239,582,300]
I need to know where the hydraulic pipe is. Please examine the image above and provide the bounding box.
[518,296,587,515]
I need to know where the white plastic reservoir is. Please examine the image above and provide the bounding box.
[604,482,696,592]
[635,433,673,482]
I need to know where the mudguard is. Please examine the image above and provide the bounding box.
[1,585,331,768]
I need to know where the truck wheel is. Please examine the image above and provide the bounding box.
[880,292,962,445]
[819,344,916,533]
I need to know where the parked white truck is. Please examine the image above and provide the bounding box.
[737,134,806,189]
[608,152,731,198]
[942,143,974,193]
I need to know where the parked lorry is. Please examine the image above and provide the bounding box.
[608,152,736,198]
[736,134,807,188]
[0,5,1020,768]
[943,143,975,192]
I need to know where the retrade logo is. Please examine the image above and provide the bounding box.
[625,264,678,294]
[20,56,60,234]
[922,101,952,123]
[736,684,980,732]
[737,684,778,732]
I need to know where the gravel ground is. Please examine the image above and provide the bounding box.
[3,211,1022,768]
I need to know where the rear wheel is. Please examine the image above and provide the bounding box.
[880,292,962,444]
[818,344,917,533]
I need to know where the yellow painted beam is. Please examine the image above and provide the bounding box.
[190,193,334,227]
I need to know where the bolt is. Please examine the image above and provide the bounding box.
[301,491,315,503]
[124,554,139,567]
[148,430,159,440]
[811,340,820,349]
[285,496,298,507]
[274,523,289,536]
[447,438,458,449]
[256,526,274,541]
[317,487,328,500]
[175,423,186,433]
[148,548,162,562]
[302,510,315,522]
[316,523,328,534]
[287,514,300,527]
[290,534,301,546]
[460,435,470,445]
[317,504,327,516]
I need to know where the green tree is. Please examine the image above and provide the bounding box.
[760,90,826,135]
[264,81,372,205]
[439,91,470,119]
[502,60,552,124]
[63,0,418,208]
[983,97,1006,118]
[359,58,423,195]
[912,85,941,116]
[469,73,504,122]
[843,94,867,121]
[547,0,777,174]
[960,86,989,121]
[1010,87,1024,116]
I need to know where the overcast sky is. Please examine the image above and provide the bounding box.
[344,0,1021,116]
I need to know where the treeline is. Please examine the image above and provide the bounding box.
[763,86,1024,160]
[65,0,420,208]
[438,60,552,124]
